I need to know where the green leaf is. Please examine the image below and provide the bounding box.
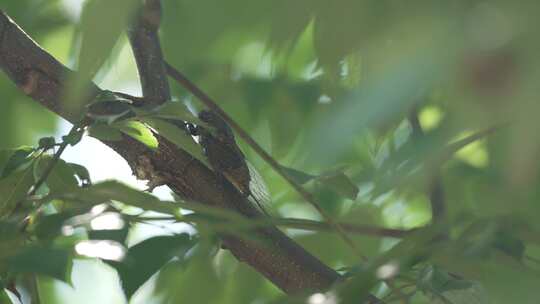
[88,124,123,141]
[34,156,79,193]
[6,246,72,282]
[155,245,222,304]
[86,100,134,123]
[38,137,56,149]
[108,234,196,299]
[417,265,473,295]
[148,101,204,125]
[316,171,359,200]
[88,228,129,244]
[62,130,84,146]
[141,118,209,166]
[49,181,249,225]
[63,0,138,117]
[0,289,12,304]
[280,165,316,185]
[114,120,158,150]
[0,167,34,218]
[0,147,35,178]
[78,0,137,78]
[32,210,85,240]
[68,163,91,185]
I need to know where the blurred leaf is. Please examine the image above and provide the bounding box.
[0,147,35,178]
[88,228,129,244]
[0,289,12,304]
[34,156,79,193]
[493,232,525,260]
[68,0,137,108]
[0,166,34,218]
[86,100,134,123]
[147,101,204,125]
[281,165,316,185]
[88,123,124,141]
[68,163,91,185]
[156,246,222,304]
[114,120,158,150]
[108,234,196,299]
[38,137,56,150]
[316,171,358,200]
[6,246,72,282]
[62,131,84,146]
[417,265,472,296]
[33,212,79,240]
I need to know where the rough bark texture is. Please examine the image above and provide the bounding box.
[0,9,345,295]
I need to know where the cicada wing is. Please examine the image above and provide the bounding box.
[247,162,271,213]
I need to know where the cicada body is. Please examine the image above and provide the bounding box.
[193,111,270,213]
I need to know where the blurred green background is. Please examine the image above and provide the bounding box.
[2,0,540,303]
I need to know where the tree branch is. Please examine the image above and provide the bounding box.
[164,61,366,259]
[0,9,357,296]
[127,0,170,104]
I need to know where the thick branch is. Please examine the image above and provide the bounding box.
[127,0,170,104]
[0,10,344,295]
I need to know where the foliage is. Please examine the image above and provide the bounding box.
[1,0,540,303]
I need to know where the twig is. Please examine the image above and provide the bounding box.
[164,61,366,258]
[28,124,81,196]
[133,214,412,237]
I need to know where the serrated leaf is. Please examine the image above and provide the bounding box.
[107,234,196,299]
[7,246,72,282]
[0,167,34,218]
[88,124,124,141]
[141,118,209,166]
[114,120,158,150]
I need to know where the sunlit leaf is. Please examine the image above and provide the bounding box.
[114,120,158,150]
[141,117,209,166]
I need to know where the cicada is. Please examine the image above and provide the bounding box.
[190,110,270,214]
